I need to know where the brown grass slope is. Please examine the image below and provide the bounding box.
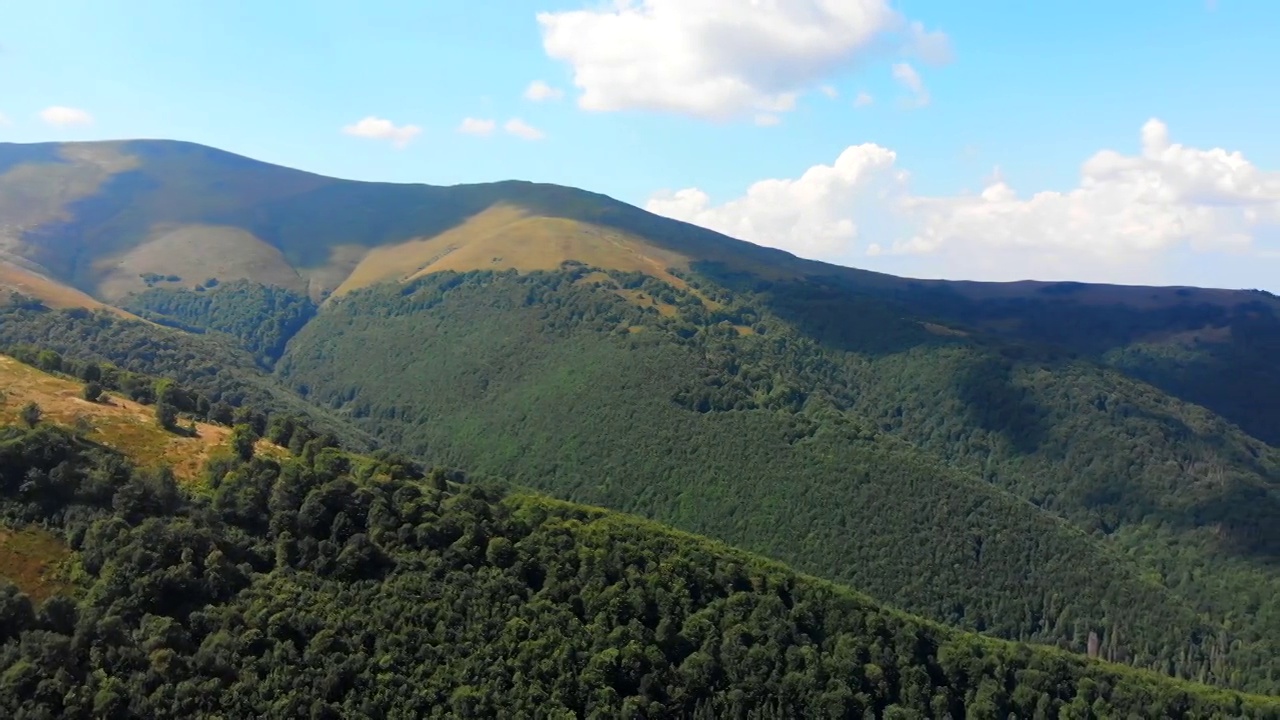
[0,354,237,483]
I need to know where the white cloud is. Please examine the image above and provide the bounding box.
[820,85,839,99]
[39,106,93,127]
[754,113,782,127]
[646,119,1280,286]
[341,116,422,148]
[0,112,10,127]
[458,117,497,136]
[524,80,565,102]
[853,91,875,107]
[891,62,929,107]
[536,0,949,121]
[504,118,545,141]
[905,20,953,66]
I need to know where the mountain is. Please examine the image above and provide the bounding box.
[3,139,1280,695]
[0,355,1276,718]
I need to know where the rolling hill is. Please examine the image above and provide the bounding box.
[0,370,1275,718]
[3,139,1280,696]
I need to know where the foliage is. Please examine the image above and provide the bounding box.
[124,279,317,365]
[18,403,41,429]
[280,268,1280,694]
[0,423,1273,718]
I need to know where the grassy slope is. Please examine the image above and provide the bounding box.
[0,354,243,482]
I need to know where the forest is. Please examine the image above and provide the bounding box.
[6,263,1280,698]
[278,268,1280,694]
[0,356,1275,717]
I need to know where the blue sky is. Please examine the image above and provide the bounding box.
[2,0,1278,290]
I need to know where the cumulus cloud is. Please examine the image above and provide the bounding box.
[39,106,93,127]
[341,116,422,148]
[524,80,565,102]
[820,85,839,99]
[504,118,545,141]
[891,63,929,107]
[754,114,782,127]
[536,0,948,121]
[646,119,1280,285]
[458,117,497,136]
[853,91,874,107]
[0,112,10,127]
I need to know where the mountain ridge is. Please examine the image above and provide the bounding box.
[3,139,1276,304]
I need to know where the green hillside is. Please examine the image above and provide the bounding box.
[4,139,1280,697]
[274,268,1280,694]
[0,400,1275,717]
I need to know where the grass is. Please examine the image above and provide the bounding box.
[0,354,233,483]
[334,204,694,296]
[0,526,73,602]
[0,262,136,317]
[93,223,310,301]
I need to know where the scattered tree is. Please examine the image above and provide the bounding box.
[19,402,42,428]
[82,382,103,403]
[156,401,179,431]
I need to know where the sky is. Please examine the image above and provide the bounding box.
[2,0,1279,290]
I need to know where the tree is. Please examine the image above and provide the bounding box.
[80,362,102,383]
[34,350,62,373]
[230,424,258,461]
[19,402,41,428]
[83,382,103,403]
[156,401,179,431]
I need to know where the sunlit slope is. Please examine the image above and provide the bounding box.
[0,353,234,481]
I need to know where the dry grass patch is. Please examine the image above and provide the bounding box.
[0,526,73,602]
[0,262,136,317]
[0,355,233,483]
[333,204,698,296]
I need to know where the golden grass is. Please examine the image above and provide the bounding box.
[333,204,695,296]
[0,355,233,483]
[0,262,137,318]
[0,526,72,602]
[93,223,309,300]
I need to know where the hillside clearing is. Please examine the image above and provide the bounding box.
[0,526,72,602]
[0,354,232,482]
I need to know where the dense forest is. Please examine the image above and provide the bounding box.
[0,381,1275,717]
[278,268,1280,694]
[125,279,318,366]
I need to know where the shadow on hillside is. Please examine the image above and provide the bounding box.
[692,263,948,358]
[952,354,1047,456]
[1188,483,1280,563]
[1108,313,1280,447]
